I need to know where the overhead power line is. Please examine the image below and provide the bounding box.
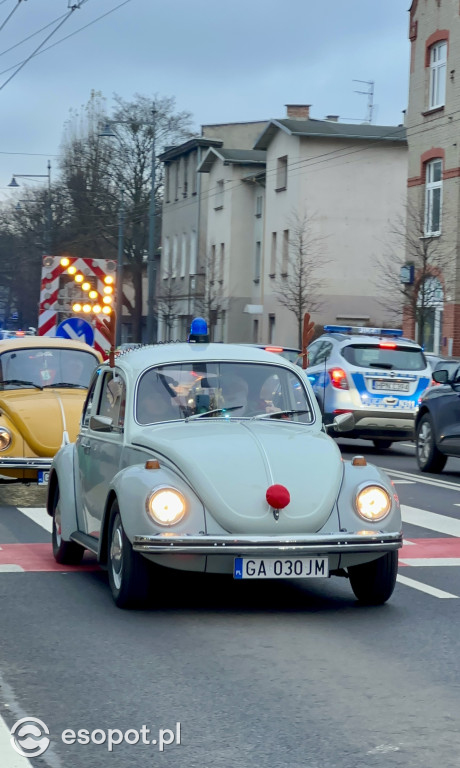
[0,0,24,34]
[0,11,69,59]
[0,0,133,78]
[0,2,85,92]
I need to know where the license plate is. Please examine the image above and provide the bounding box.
[38,470,49,486]
[234,557,329,579]
[373,380,410,392]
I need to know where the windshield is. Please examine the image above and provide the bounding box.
[0,348,98,390]
[341,344,427,371]
[136,362,314,424]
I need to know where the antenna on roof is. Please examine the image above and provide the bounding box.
[353,80,374,123]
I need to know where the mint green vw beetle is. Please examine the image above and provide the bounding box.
[47,319,402,608]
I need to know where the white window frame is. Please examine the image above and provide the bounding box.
[190,230,197,274]
[276,156,287,190]
[429,41,447,109]
[254,241,261,282]
[162,237,170,279]
[180,233,187,277]
[425,159,443,236]
[215,179,224,209]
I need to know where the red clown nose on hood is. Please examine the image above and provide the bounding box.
[266,484,290,510]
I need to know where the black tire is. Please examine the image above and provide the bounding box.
[107,502,152,608]
[372,439,393,451]
[51,483,85,565]
[416,413,447,473]
[348,551,398,605]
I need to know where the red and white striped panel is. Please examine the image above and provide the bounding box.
[38,256,116,357]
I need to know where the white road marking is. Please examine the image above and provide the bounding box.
[402,539,416,545]
[400,558,460,567]
[0,565,24,572]
[385,468,460,491]
[16,508,51,533]
[392,480,416,484]
[0,713,33,766]
[397,574,458,599]
[401,505,460,537]
[399,443,415,449]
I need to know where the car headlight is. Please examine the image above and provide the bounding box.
[355,484,391,522]
[146,487,186,526]
[0,427,12,451]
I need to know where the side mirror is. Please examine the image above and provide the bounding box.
[432,369,449,385]
[325,412,355,434]
[90,414,113,432]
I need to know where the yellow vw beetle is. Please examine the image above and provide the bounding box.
[0,336,101,485]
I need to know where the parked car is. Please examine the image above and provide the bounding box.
[306,325,432,450]
[0,336,101,485]
[47,320,402,608]
[415,361,460,472]
[241,344,302,365]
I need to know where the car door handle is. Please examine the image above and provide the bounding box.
[80,439,91,454]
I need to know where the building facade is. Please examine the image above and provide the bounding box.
[405,0,460,354]
[159,107,408,346]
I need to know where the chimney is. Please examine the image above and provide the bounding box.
[325,115,339,122]
[285,104,310,120]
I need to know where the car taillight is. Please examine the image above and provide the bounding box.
[379,341,396,349]
[329,368,349,389]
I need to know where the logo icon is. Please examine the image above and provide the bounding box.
[10,717,50,757]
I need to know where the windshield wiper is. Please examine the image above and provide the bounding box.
[1,379,43,390]
[43,382,86,389]
[253,409,311,420]
[186,404,245,421]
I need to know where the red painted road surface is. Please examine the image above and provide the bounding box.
[0,539,460,572]
[0,543,99,571]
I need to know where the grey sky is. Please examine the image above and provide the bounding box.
[0,0,410,199]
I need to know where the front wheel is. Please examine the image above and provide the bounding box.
[107,502,152,608]
[416,414,447,473]
[348,552,398,605]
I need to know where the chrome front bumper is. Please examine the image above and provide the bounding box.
[133,531,403,556]
[0,458,52,471]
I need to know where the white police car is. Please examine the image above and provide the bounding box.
[306,326,431,450]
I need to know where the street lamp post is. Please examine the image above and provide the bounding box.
[8,160,52,255]
[98,125,125,347]
[146,107,157,344]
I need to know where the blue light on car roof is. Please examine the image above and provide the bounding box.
[323,325,403,337]
[188,317,209,343]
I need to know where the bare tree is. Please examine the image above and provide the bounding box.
[59,91,194,340]
[274,211,327,348]
[194,248,228,341]
[156,273,184,341]
[375,194,454,346]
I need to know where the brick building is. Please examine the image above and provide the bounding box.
[405,0,460,354]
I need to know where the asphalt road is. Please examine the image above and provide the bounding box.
[1,442,460,768]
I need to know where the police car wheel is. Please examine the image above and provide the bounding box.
[416,414,447,474]
[372,439,393,451]
[348,552,398,605]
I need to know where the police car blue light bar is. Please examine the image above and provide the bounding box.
[323,325,404,337]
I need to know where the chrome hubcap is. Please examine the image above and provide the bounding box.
[54,503,62,547]
[418,421,432,464]
[110,519,123,590]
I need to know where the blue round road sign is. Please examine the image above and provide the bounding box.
[56,317,94,346]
